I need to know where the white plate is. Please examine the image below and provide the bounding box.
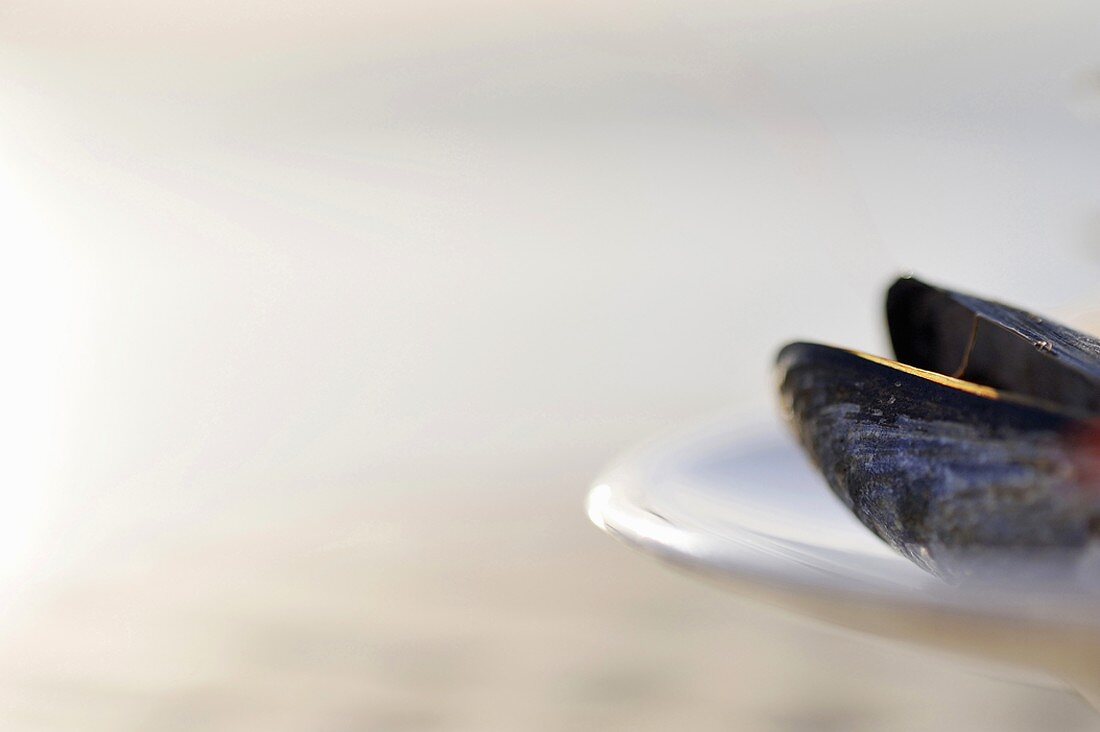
[587,415,1100,704]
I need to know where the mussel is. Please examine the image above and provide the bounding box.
[777,276,1100,581]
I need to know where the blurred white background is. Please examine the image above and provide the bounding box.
[2,1,1100,728]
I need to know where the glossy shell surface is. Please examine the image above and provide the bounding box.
[777,278,1100,580]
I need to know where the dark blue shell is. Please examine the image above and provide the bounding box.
[777,277,1100,581]
[888,276,1100,414]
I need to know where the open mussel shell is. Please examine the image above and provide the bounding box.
[777,277,1100,582]
[887,276,1100,415]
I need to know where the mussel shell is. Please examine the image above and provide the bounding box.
[887,276,1100,414]
[777,342,1100,580]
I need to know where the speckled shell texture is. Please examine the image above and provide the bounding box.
[777,343,1100,581]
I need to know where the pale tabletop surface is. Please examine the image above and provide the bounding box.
[3,1,1100,729]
